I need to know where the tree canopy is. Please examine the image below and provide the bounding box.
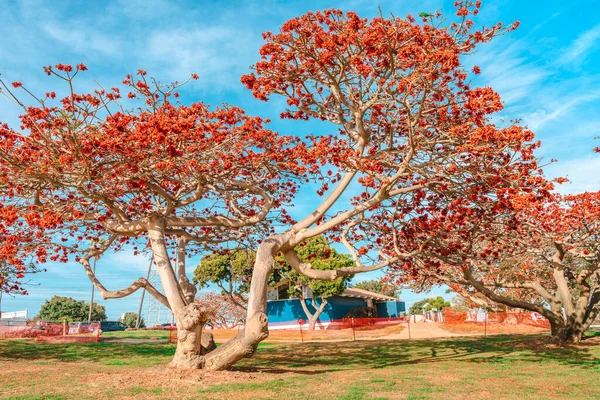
[193,249,254,309]
[0,2,575,369]
[409,297,450,315]
[278,236,354,300]
[118,312,144,328]
[36,296,106,322]
[194,236,354,303]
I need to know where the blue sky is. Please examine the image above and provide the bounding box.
[1,0,599,321]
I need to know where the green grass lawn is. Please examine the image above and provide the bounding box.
[101,330,171,340]
[1,335,599,399]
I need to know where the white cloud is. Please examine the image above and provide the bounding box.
[524,91,600,131]
[559,23,600,65]
[545,155,600,195]
[468,40,548,106]
[101,250,154,275]
[144,26,258,89]
[42,23,121,56]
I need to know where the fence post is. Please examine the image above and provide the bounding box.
[351,318,356,341]
[63,320,66,336]
[484,311,487,339]
[407,316,411,340]
[298,319,304,344]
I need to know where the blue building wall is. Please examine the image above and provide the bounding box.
[266,296,406,323]
[376,301,406,317]
[267,296,366,323]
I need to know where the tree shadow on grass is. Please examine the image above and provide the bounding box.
[2,335,599,374]
[234,335,600,374]
[0,339,175,363]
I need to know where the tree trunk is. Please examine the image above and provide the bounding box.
[202,312,269,370]
[148,216,211,368]
[552,324,584,344]
[566,328,584,343]
[549,319,563,338]
[563,320,585,344]
[298,294,315,330]
[547,310,587,344]
[580,291,600,337]
[148,217,284,371]
[582,305,600,335]
[556,293,594,344]
[307,298,327,331]
[170,328,216,368]
[169,301,212,368]
[170,323,205,368]
[201,237,281,371]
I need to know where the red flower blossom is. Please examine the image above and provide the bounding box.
[56,63,73,72]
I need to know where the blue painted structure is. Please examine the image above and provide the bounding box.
[375,301,406,318]
[266,295,406,324]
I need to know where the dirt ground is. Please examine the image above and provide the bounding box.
[204,321,549,343]
[439,322,549,336]
[100,322,548,346]
[389,321,548,339]
[100,322,548,344]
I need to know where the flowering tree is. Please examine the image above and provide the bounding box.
[221,3,544,367]
[0,3,542,369]
[0,205,44,296]
[0,65,308,369]
[384,186,600,343]
[197,292,246,329]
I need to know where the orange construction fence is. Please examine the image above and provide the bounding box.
[165,311,551,345]
[169,316,410,344]
[0,321,101,343]
[442,310,551,337]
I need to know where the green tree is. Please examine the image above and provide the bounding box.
[409,297,450,315]
[279,236,354,330]
[118,312,144,328]
[353,280,401,298]
[194,236,354,330]
[193,249,255,310]
[36,296,107,322]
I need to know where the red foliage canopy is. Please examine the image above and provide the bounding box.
[241,4,540,277]
[0,65,317,296]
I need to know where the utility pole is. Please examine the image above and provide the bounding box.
[146,262,167,327]
[136,258,154,329]
[87,257,97,322]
